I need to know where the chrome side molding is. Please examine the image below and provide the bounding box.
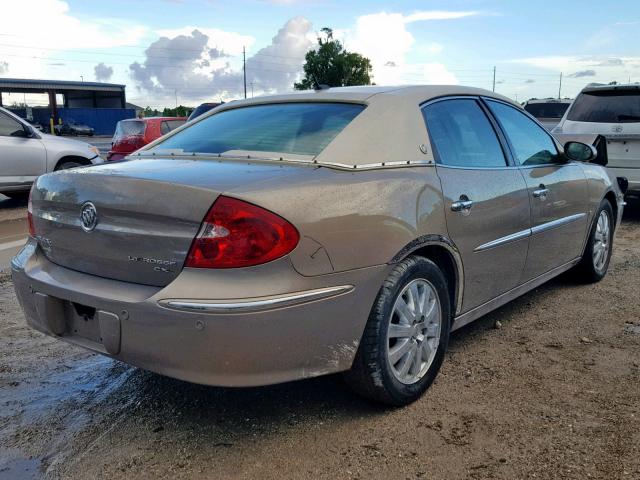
[475,213,587,252]
[530,213,586,235]
[159,285,354,314]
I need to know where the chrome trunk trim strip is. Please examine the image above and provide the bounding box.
[159,285,354,314]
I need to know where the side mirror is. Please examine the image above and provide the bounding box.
[11,126,32,138]
[564,141,597,162]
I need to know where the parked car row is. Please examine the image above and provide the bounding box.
[0,106,102,198]
[13,85,626,406]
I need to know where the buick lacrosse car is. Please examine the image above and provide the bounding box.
[12,86,624,405]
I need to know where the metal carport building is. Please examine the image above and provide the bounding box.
[0,78,134,135]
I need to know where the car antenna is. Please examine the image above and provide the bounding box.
[312,74,330,91]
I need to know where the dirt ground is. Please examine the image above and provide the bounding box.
[1,205,639,480]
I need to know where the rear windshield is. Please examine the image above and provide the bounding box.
[150,102,365,157]
[524,102,570,119]
[115,120,145,137]
[567,90,640,123]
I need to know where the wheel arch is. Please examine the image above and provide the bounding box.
[54,155,92,171]
[390,235,464,316]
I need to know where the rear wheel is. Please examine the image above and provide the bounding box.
[572,200,614,283]
[344,256,451,406]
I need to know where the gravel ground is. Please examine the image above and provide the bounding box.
[0,205,639,480]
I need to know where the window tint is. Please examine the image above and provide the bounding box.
[422,98,506,167]
[524,102,570,119]
[567,90,640,123]
[487,100,559,166]
[0,112,24,137]
[151,103,365,156]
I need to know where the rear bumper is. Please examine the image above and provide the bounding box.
[11,240,387,387]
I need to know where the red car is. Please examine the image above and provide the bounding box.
[107,117,187,161]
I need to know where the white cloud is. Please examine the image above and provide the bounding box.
[0,0,148,80]
[155,26,255,58]
[422,63,458,84]
[339,11,468,85]
[404,10,481,23]
[130,17,313,102]
[3,0,147,50]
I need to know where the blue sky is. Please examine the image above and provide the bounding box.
[2,0,639,107]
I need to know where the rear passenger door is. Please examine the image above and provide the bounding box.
[485,99,589,280]
[422,98,531,313]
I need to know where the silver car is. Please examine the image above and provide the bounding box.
[12,86,624,405]
[0,106,102,198]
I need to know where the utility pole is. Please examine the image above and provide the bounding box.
[80,75,84,82]
[174,89,178,109]
[243,46,247,99]
[492,66,496,92]
[249,81,255,98]
[558,72,563,99]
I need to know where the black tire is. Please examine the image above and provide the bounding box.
[55,161,84,170]
[344,255,451,406]
[572,199,614,283]
[2,191,29,200]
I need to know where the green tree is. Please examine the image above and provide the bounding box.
[294,28,372,90]
[162,105,193,117]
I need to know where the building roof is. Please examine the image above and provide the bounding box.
[0,78,125,92]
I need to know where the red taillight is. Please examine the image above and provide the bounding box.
[185,196,299,269]
[27,190,36,237]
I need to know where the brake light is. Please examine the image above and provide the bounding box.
[27,190,36,237]
[185,196,299,269]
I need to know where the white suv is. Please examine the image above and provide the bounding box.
[553,83,640,197]
[0,107,103,199]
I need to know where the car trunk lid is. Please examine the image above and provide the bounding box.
[30,158,305,286]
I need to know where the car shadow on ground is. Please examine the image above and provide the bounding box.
[0,194,28,209]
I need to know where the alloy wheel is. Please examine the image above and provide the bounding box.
[386,278,441,385]
[593,210,610,272]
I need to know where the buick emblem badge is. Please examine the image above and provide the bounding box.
[80,202,98,232]
[612,125,623,133]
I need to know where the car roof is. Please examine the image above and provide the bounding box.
[582,83,640,94]
[219,84,517,109]
[151,85,519,170]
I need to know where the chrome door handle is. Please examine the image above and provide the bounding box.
[533,188,549,198]
[451,199,474,212]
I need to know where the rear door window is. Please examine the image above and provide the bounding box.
[150,103,365,157]
[567,90,640,123]
[486,100,560,166]
[422,98,507,168]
